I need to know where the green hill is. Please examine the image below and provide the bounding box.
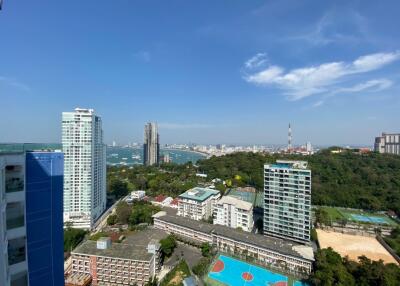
[197,149,400,214]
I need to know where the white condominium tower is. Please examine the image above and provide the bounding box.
[374,132,400,155]
[143,122,160,166]
[62,108,106,229]
[264,160,311,243]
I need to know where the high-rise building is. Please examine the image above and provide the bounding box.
[143,122,160,166]
[0,150,64,286]
[264,160,311,243]
[62,108,107,229]
[374,133,400,155]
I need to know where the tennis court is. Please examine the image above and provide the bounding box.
[349,214,390,224]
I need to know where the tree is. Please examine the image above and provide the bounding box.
[201,242,211,257]
[315,208,331,226]
[107,214,117,225]
[160,235,176,258]
[115,201,132,224]
[192,257,212,276]
[108,178,129,199]
[64,228,87,252]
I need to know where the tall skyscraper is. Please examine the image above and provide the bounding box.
[0,149,64,286]
[288,123,292,151]
[62,108,106,229]
[374,132,400,155]
[264,160,311,243]
[143,122,160,166]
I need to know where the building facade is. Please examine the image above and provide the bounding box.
[153,212,314,275]
[62,108,107,229]
[214,195,253,232]
[374,133,400,155]
[68,230,166,286]
[143,122,160,166]
[264,160,311,243]
[0,150,64,286]
[177,187,220,221]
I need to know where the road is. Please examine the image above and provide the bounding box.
[92,194,129,233]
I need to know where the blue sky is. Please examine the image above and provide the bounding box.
[1,0,400,145]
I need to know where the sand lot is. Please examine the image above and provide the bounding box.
[316,229,398,264]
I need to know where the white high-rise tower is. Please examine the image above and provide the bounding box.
[62,108,106,229]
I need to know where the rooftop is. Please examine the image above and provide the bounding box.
[0,143,62,154]
[72,228,168,261]
[154,212,314,261]
[268,160,309,170]
[179,187,220,202]
[216,195,253,211]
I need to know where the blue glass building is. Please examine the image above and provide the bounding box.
[25,151,64,286]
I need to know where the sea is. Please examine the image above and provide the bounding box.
[0,143,206,165]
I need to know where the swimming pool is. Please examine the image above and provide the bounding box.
[208,255,288,286]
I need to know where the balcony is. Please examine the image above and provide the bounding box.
[6,202,25,230]
[6,178,24,193]
[8,237,26,266]
[10,271,28,286]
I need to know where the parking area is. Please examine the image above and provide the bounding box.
[165,242,203,269]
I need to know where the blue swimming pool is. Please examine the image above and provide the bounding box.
[351,214,388,224]
[208,255,288,286]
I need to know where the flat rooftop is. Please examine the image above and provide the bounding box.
[72,228,168,261]
[267,160,309,170]
[155,213,314,261]
[217,195,252,211]
[179,187,220,202]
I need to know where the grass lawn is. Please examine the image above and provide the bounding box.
[320,206,345,222]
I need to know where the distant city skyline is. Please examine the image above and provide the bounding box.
[1,1,400,145]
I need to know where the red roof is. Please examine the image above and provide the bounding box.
[170,198,179,205]
[155,195,166,202]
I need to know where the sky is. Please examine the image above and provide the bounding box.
[1,0,400,146]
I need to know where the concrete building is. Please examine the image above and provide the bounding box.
[153,212,314,275]
[131,190,146,201]
[1,150,64,286]
[62,108,107,229]
[374,133,400,155]
[264,160,311,243]
[69,229,167,286]
[177,187,220,221]
[143,122,160,166]
[214,195,253,232]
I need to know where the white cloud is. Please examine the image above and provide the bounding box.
[159,123,214,129]
[245,53,268,69]
[0,76,30,92]
[244,51,400,100]
[289,9,368,46]
[334,79,392,94]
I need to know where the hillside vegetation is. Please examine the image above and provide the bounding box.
[107,149,400,214]
[198,149,400,214]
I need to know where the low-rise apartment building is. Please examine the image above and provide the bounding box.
[177,187,220,221]
[69,229,167,286]
[153,212,314,275]
[214,195,253,232]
